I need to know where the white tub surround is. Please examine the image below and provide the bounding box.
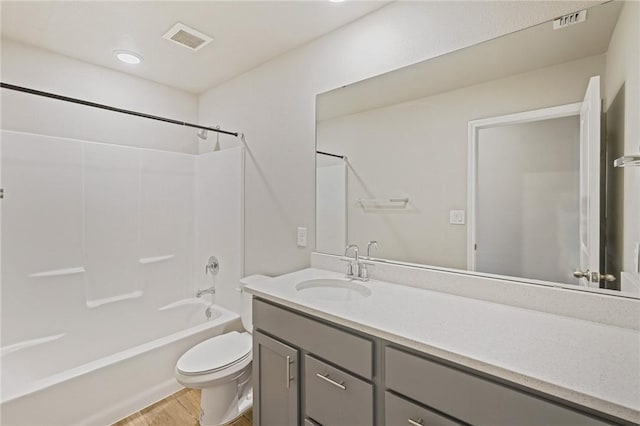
[1,131,246,425]
[244,268,640,424]
[0,305,241,426]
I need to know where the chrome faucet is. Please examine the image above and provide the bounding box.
[358,240,378,281]
[197,256,219,298]
[341,244,374,281]
[196,286,215,298]
[205,256,219,275]
[343,244,360,279]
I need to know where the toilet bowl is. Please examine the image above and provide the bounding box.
[175,274,271,426]
[175,331,253,425]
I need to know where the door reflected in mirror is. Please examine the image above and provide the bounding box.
[315,1,639,297]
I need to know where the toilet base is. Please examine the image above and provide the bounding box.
[198,369,252,426]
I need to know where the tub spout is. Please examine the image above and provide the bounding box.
[196,287,215,298]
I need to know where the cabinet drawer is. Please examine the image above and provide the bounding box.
[253,299,373,379]
[385,391,462,426]
[305,355,373,426]
[385,347,610,426]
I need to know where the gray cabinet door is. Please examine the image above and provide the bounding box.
[254,331,299,426]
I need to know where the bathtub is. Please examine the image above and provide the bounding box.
[0,301,241,426]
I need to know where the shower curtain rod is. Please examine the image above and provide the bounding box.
[0,82,239,137]
[316,150,345,159]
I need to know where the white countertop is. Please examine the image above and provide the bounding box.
[245,268,640,424]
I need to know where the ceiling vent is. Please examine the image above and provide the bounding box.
[162,23,213,51]
[553,10,587,30]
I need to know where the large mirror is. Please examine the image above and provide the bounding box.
[316,1,640,297]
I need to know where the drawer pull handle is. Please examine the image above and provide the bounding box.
[408,418,424,426]
[315,373,347,390]
[286,356,294,389]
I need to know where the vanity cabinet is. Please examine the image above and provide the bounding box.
[253,298,375,426]
[385,346,609,426]
[252,298,621,426]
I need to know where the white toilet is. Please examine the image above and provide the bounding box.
[175,275,270,426]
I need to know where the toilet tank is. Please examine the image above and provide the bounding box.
[238,275,272,333]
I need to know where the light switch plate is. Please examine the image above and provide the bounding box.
[449,210,465,225]
[297,227,308,247]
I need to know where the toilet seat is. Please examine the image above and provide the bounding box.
[174,276,270,426]
[177,331,252,376]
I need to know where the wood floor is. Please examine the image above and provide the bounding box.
[113,388,252,426]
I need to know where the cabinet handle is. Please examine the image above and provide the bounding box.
[408,418,424,426]
[286,356,293,388]
[315,373,347,390]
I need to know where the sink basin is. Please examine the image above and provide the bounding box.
[295,278,372,301]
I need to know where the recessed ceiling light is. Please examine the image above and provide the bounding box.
[114,50,143,65]
[329,0,345,3]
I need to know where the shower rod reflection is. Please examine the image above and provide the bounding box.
[0,82,239,137]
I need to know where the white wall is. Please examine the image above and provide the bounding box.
[198,0,599,276]
[477,117,580,284]
[604,1,640,280]
[1,39,199,153]
[316,55,603,269]
[194,147,245,313]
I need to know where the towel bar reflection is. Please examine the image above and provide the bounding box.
[614,154,640,168]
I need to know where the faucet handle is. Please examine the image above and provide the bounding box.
[359,261,374,281]
[346,262,355,277]
[205,256,220,275]
[340,256,356,277]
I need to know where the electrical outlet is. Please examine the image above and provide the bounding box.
[449,210,465,225]
[297,227,308,247]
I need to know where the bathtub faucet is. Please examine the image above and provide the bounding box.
[196,286,216,298]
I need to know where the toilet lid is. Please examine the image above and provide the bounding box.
[177,331,252,376]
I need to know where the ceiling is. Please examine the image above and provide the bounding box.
[317,1,621,121]
[0,1,389,94]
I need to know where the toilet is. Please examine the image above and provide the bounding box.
[175,275,270,426]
